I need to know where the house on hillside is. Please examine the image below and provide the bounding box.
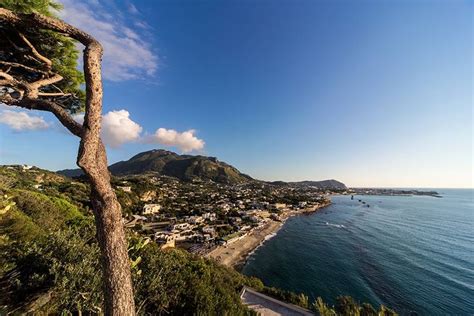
[202,212,217,221]
[188,216,204,224]
[271,203,287,211]
[124,214,147,228]
[143,203,161,215]
[117,186,132,192]
[169,222,192,232]
[298,201,307,208]
[154,231,177,249]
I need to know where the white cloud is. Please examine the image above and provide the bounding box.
[0,103,205,152]
[58,0,158,81]
[102,110,142,148]
[127,3,139,14]
[0,109,50,131]
[73,110,142,148]
[146,128,205,153]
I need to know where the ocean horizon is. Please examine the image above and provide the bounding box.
[242,189,474,315]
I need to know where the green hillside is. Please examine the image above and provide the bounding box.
[0,166,261,314]
[59,149,254,185]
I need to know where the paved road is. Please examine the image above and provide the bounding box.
[241,287,314,316]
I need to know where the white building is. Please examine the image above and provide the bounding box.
[143,204,161,215]
[271,203,287,210]
[169,222,192,232]
[154,231,176,249]
[117,186,132,192]
[202,226,215,234]
[187,216,204,224]
[202,212,217,221]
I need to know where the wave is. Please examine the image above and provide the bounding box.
[246,229,281,259]
[264,232,277,241]
[325,221,346,228]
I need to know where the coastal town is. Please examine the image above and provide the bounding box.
[4,164,442,269]
[116,174,332,265]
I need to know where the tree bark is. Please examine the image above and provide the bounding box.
[0,8,136,315]
[87,143,136,316]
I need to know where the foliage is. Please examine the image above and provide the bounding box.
[0,0,85,112]
[313,296,398,316]
[13,190,84,229]
[134,243,257,315]
[0,0,61,16]
[1,221,260,314]
[0,206,44,243]
[0,194,16,214]
[2,227,102,314]
[262,286,310,309]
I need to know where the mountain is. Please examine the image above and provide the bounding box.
[56,168,84,178]
[294,179,347,190]
[59,149,253,184]
[270,179,347,190]
[58,149,347,188]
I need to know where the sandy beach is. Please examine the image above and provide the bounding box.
[206,202,330,268]
[206,220,284,268]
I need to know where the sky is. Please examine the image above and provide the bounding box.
[0,0,472,188]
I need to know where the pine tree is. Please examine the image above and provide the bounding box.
[0,1,135,314]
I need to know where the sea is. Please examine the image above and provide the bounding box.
[242,189,474,315]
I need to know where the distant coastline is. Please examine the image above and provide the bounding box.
[349,188,442,198]
[206,187,443,269]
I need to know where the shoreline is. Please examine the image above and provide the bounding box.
[205,201,331,269]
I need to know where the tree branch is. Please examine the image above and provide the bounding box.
[16,98,84,137]
[18,32,52,69]
[30,73,63,90]
[0,60,49,75]
[37,92,72,97]
[0,8,104,172]
[0,71,14,81]
[0,72,26,98]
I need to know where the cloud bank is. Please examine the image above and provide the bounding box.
[146,128,205,153]
[58,0,158,81]
[0,108,49,131]
[72,110,205,152]
[0,103,204,152]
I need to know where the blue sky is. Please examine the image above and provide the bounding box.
[0,0,472,188]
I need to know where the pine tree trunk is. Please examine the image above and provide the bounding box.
[77,37,136,316]
[81,141,136,315]
[79,138,136,316]
[90,171,135,314]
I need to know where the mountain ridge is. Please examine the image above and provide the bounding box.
[57,149,346,188]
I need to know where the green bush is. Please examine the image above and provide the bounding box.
[313,295,398,316]
[13,190,84,230]
[262,286,310,309]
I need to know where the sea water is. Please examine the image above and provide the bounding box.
[242,189,474,315]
